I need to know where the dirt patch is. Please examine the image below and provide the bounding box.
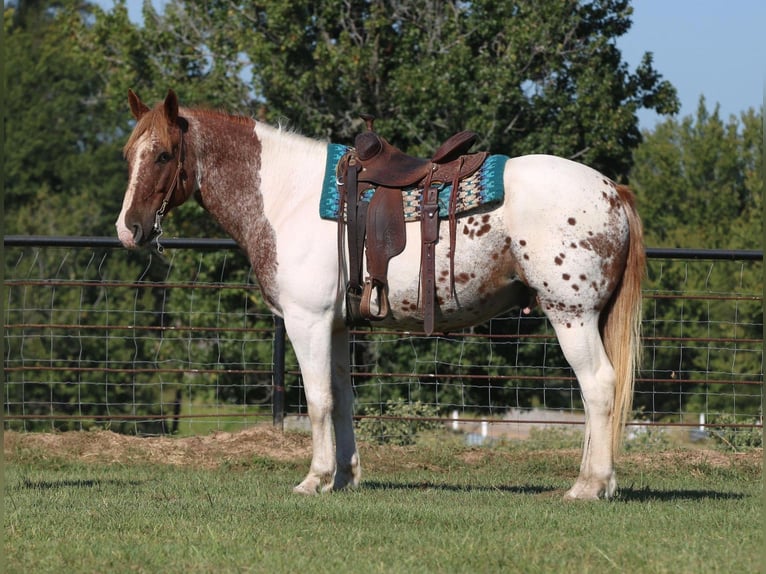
[4,427,762,474]
[4,426,312,470]
[622,448,762,473]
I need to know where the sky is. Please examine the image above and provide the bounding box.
[113,0,763,131]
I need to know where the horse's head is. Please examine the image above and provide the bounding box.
[116,89,194,249]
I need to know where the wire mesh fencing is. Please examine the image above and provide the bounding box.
[3,238,762,446]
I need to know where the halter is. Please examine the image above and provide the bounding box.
[152,124,187,253]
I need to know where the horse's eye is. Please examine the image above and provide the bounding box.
[156,152,172,164]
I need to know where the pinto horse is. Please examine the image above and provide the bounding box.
[116,89,644,499]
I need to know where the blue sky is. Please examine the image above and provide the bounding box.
[114,0,763,130]
[615,1,763,129]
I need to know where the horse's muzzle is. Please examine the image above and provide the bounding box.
[116,220,152,249]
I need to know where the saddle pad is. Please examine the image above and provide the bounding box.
[319,143,507,222]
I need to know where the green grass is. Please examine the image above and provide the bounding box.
[4,430,762,574]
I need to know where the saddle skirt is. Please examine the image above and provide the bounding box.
[320,144,508,223]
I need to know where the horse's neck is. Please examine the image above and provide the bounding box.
[190,114,326,246]
[254,122,328,216]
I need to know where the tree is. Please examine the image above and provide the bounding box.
[630,97,762,249]
[629,100,763,420]
[4,1,169,431]
[156,0,677,179]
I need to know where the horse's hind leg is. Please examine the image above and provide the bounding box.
[330,327,361,490]
[550,315,618,499]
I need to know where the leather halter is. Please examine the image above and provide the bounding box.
[152,124,186,253]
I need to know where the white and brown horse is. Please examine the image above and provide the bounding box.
[116,89,644,499]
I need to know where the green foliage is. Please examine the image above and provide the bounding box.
[4,1,129,237]
[631,102,763,419]
[357,398,442,445]
[180,0,677,177]
[351,314,580,415]
[631,98,762,249]
[708,414,763,451]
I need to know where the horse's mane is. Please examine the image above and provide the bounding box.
[123,104,255,158]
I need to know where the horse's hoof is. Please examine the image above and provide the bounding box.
[564,475,617,500]
[332,459,362,491]
[292,483,319,495]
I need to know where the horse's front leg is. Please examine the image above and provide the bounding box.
[283,313,359,494]
[282,311,336,494]
[330,327,361,490]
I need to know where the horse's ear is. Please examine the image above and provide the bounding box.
[163,89,179,126]
[128,89,150,120]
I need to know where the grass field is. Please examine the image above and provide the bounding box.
[4,426,762,573]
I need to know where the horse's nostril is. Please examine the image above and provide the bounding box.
[132,224,143,244]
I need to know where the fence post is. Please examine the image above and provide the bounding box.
[272,316,286,429]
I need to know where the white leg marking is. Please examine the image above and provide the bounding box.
[552,317,618,499]
[283,311,337,495]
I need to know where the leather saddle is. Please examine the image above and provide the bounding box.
[338,117,489,335]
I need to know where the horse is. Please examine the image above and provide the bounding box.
[116,89,645,499]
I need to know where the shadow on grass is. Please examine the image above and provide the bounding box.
[616,485,748,502]
[362,481,749,501]
[362,480,555,495]
[17,478,147,490]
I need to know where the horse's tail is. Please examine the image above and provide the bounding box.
[602,184,645,453]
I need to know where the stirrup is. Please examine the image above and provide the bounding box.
[360,279,390,320]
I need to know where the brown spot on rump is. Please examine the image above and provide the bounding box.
[562,273,570,280]
[455,272,471,284]
[579,274,587,281]
[481,214,490,223]
[523,254,529,260]
[440,270,449,276]
[519,239,527,246]
[554,256,563,266]
[567,217,576,225]
[570,242,577,249]
[462,225,470,235]
[572,284,579,291]
[467,216,475,224]
[491,252,499,260]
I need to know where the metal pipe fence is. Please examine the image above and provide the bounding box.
[3,236,763,445]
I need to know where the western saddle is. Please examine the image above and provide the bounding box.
[337,116,489,335]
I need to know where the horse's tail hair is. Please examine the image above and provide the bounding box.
[602,184,645,453]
